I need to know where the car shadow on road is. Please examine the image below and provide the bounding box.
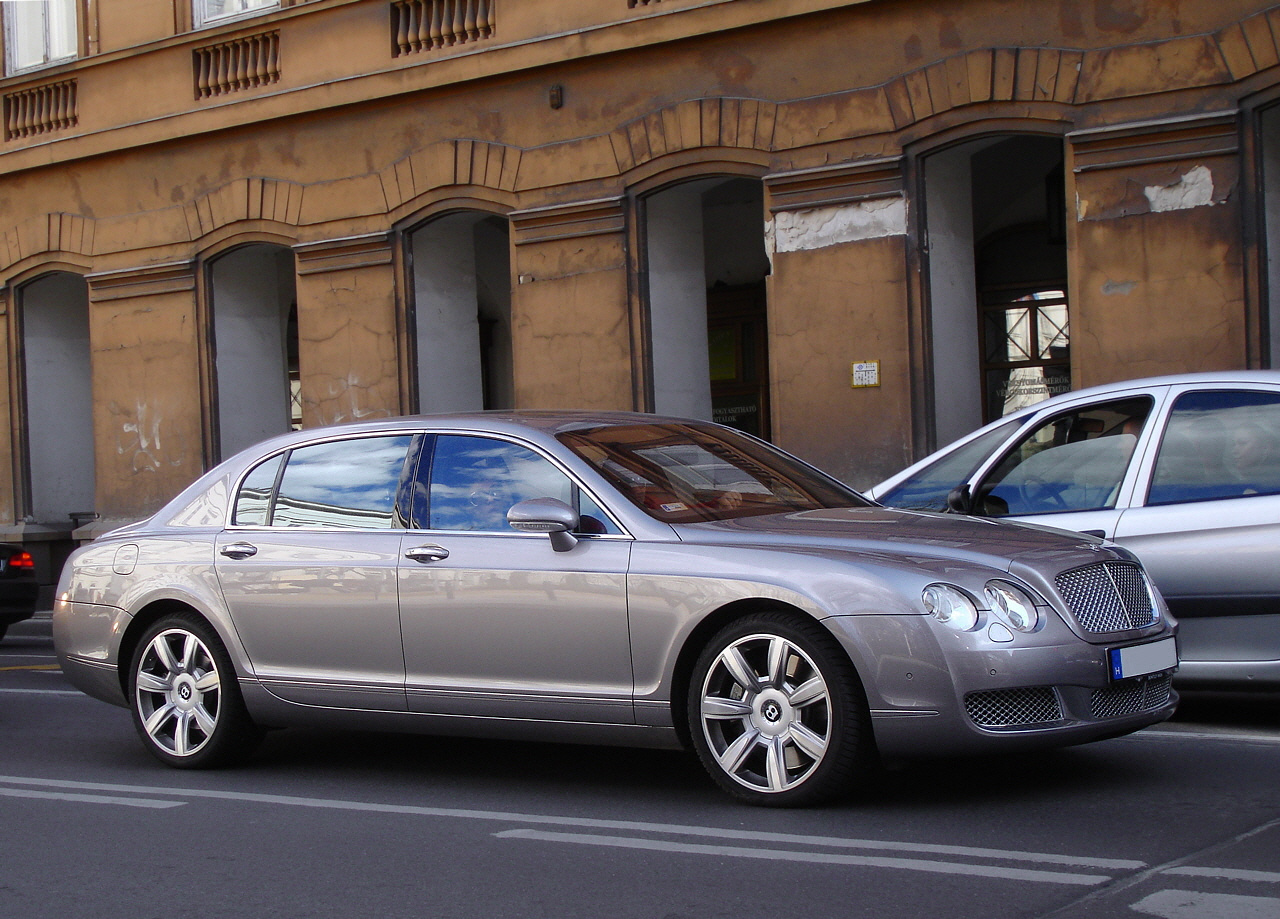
[235,725,1169,811]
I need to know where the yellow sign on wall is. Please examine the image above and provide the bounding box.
[851,361,880,388]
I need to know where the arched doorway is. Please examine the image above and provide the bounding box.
[408,212,513,412]
[922,135,1068,445]
[16,271,94,526]
[208,244,298,460]
[643,176,772,438]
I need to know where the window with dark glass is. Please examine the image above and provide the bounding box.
[1148,390,1280,505]
[977,398,1151,516]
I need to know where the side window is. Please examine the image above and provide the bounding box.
[233,435,414,529]
[1148,390,1280,505]
[424,435,620,534]
[233,455,283,526]
[978,398,1152,516]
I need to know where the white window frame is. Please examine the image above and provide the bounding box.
[3,0,78,76]
[193,0,280,30]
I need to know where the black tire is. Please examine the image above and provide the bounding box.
[687,611,872,806]
[0,624,8,642]
[128,613,261,768]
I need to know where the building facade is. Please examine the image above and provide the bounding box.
[2,0,1279,590]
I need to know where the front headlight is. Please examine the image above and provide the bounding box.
[923,584,980,631]
[984,581,1041,633]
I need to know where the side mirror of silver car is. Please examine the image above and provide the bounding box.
[945,484,974,514]
[507,497,580,552]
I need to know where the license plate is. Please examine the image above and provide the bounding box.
[1108,637,1177,681]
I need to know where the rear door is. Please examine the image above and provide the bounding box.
[1111,386,1280,662]
[215,433,415,710]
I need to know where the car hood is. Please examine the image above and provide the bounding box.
[674,505,1120,574]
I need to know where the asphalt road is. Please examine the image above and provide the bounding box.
[3,615,1279,919]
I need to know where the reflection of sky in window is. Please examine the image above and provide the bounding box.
[272,436,412,528]
[430,436,572,530]
[234,456,282,526]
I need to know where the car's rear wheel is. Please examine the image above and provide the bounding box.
[128,614,261,768]
[688,611,872,806]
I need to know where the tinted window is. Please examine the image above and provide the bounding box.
[978,398,1151,516]
[425,435,620,534]
[1148,390,1280,505]
[268,436,414,529]
[558,422,866,523]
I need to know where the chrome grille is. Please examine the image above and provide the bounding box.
[1091,673,1173,719]
[1055,561,1157,633]
[965,687,1062,727]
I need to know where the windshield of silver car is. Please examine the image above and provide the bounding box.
[557,422,868,523]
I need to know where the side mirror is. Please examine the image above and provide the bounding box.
[507,497,580,552]
[945,484,974,514]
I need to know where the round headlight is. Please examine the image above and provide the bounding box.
[923,584,980,631]
[984,581,1041,633]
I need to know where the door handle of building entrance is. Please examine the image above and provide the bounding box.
[219,543,258,559]
[405,545,450,563]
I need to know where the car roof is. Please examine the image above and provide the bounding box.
[1024,370,1280,409]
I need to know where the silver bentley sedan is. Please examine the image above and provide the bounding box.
[55,412,1178,805]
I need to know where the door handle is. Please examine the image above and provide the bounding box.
[405,545,450,563]
[220,543,258,559]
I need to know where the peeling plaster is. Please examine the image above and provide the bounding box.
[116,401,165,473]
[1144,165,1215,213]
[766,197,907,264]
[1102,280,1138,295]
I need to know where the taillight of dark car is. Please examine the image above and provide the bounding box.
[4,549,34,574]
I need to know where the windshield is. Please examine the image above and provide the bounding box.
[558,422,868,523]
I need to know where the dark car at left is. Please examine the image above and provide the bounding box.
[0,543,39,642]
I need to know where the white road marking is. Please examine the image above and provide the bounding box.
[1164,866,1280,884]
[1132,889,1280,919]
[0,773,1139,873]
[0,787,183,808]
[494,829,1114,886]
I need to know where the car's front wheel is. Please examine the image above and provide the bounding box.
[128,614,260,768]
[688,612,872,806]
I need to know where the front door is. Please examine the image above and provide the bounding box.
[397,434,634,723]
